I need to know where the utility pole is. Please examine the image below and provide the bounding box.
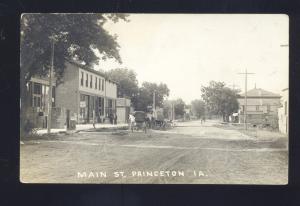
[47,37,55,134]
[152,91,156,111]
[238,69,255,130]
[172,102,175,121]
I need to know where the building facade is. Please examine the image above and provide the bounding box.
[278,88,289,134]
[238,87,281,128]
[116,98,131,123]
[55,61,117,124]
[25,76,57,128]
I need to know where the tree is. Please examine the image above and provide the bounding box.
[191,99,205,119]
[20,13,128,136]
[201,81,239,122]
[135,82,170,111]
[105,68,139,103]
[173,98,186,117]
[163,99,186,119]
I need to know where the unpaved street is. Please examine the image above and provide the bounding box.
[20,120,288,184]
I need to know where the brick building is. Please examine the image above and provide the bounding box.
[55,60,118,124]
[238,87,281,128]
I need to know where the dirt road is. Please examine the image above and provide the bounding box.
[20,120,288,184]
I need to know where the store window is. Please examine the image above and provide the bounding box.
[98,97,104,116]
[31,82,55,109]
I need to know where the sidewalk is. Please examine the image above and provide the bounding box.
[35,123,129,135]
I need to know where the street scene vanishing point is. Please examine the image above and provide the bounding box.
[20,14,289,184]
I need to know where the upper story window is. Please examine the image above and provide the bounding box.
[33,83,42,95]
[256,105,259,111]
[90,75,93,88]
[102,79,104,91]
[95,77,97,89]
[80,72,84,86]
[99,78,101,90]
[86,74,88,87]
[267,105,271,112]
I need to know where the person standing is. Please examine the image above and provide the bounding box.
[92,110,96,128]
[129,113,135,132]
[114,113,118,125]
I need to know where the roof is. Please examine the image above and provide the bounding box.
[239,88,281,98]
[66,59,119,85]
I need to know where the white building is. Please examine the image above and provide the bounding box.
[278,88,289,134]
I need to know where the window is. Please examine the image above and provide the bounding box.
[98,97,104,115]
[99,78,101,90]
[90,75,92,88]
[256,105,259,111]
[33,96,41,107]
[80,72,84,86]
[86,74,88,87]
[267,105,271,112]
[32,83,42,107]
[95,77,97,89]
[33,83,42,95]
[31,82,55,108]
[102,79,104,91]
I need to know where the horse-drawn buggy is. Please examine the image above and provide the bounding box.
[131,111,147,133]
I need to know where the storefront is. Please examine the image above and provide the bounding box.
[79,93,108,124]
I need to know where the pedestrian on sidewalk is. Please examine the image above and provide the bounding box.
[92,110,96,129]
[109,113,113,124]
[114,113,118,125]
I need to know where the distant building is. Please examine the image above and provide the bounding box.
[278,88,289,134]
[238,87,281,128]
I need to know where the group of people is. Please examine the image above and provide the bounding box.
[92,110,118,128]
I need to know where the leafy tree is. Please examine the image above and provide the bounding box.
[201,81,239,122]
[105,68,139,103]
[20,13,128,136]
[135,82,170,111]
[163,99,186,119]
[191,99,206,119]
[173,98,186,117]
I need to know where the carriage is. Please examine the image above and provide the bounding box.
[132,111,147,133]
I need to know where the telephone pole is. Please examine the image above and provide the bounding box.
[238,69,255,130]
[47,37,55,134]
[152,91,156,110]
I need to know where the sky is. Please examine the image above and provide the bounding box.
[94,14,289,104]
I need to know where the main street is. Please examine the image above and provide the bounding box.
[20,120,288,184]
